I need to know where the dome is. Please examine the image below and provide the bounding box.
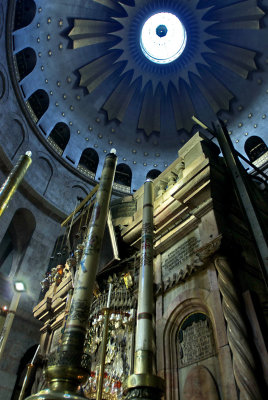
[4,0,268,193]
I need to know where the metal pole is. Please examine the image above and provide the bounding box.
[124,180,164,400]
[0,151,32,217]
[0,291,21,360]
[213,121,268,287]
[96,283,112,400]
[26,150,117,400]
[18,345,40,400]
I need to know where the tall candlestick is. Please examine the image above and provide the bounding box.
[0,291,21,360]
[26,151,117,400]
[124,179,164,400]
[0,151,32,217]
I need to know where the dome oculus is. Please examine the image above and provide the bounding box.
[140,12,187,64]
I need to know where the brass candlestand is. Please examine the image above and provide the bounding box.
[124,180,164,400]
[25,151,117,400]
[0,151,32,217]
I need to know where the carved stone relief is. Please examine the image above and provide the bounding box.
[177,313,215,367]
[162,230,201,281]
[177,313,220,400]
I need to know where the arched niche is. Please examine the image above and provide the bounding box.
[114,163,132,192]
[0,208,36,277]
[64,183,89,215]
[27,89,49,122]
[161,291,228,400]
[72,184,88,200]
[244,136,267,162]
[14,0,36,31]
[15,47,36,81]
[78,148,99,178]
[2,115,27,160]
[146,169,161,180]
[177,312,220,400]
[31,156,53,196]
[48,122,70,155]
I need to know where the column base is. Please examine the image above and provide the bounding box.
[25,388,87,400]
[124,373,165,400]
[25,363,90,400]
[125,387,163,400]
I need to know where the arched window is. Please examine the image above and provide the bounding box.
[245,136,267,162]
[15,47,36,81]
[146,169,161,180]
[48,123,70,155]
[0,208,36,277]
[114,164,132,192]
[14,0,36,31]
[78,148,99,178]
[27,89,49,122]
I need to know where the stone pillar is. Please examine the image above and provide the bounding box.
[214,255,263,400]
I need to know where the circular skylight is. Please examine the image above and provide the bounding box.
[140,12,187,64]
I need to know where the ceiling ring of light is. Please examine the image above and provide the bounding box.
[140,12,187,64]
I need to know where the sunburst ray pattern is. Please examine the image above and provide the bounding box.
[69,0,264,136]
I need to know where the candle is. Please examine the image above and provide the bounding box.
[31,344,40,365]
[106,283,112,308]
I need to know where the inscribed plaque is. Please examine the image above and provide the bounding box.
[177,313,215,367]
[162,230,200,279]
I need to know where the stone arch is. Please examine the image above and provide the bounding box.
[31,155,53,195]
[0,208,36,277]
[78,148,99,177]
[48,122,70,155]
[160,286,227,400]
[15,47,37,81]
[114,163,132,187]
[0,114,29,160]
[244,136,267,162]
[4,118,25,160]
[72,184,88,200]
[27,89,49,122]
[146,169,161,180]
[14,0,36,31]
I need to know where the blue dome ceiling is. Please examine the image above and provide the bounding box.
[8,0,268,190]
